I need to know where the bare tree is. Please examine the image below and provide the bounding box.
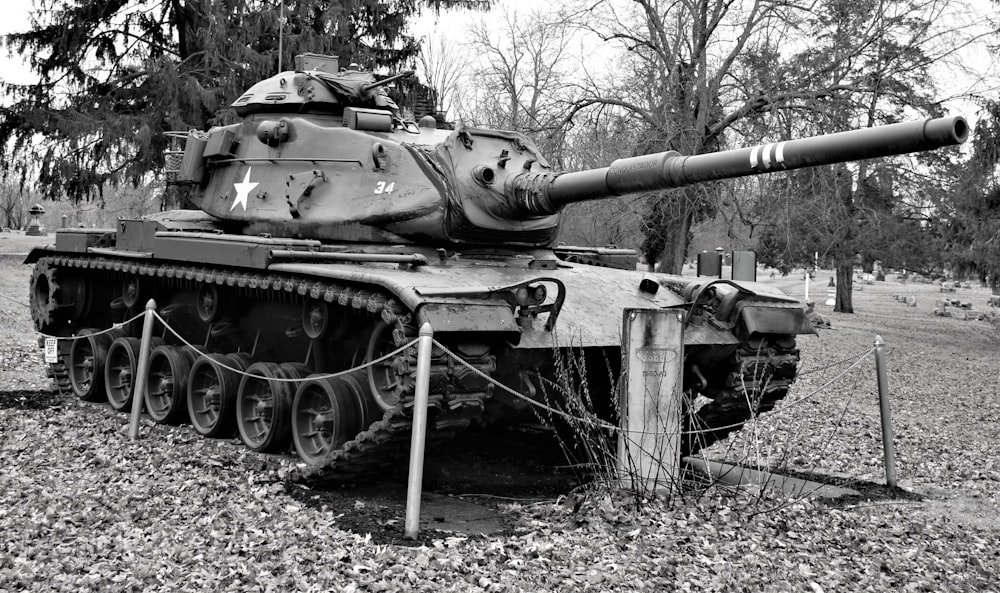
[558,107,647,247]
[0,183,27,230]
[747,0,977,311]
[417,33,467,117]
[561,0,981,278]
[457,3,580,163]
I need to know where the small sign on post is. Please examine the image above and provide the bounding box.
[44,338,58,364]
[619,308,685,495]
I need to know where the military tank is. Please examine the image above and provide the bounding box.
[25,54,968,480]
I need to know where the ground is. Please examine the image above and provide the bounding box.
[1,231,998,592]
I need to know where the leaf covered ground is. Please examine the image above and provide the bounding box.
[1,234,999,591]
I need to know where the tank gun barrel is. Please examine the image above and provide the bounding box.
[504,116,967,216]
[361,70,414,94]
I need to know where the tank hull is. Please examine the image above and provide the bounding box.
[266,257,804,348]
[26,225,808,479]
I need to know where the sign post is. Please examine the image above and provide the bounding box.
[618,309,685,495]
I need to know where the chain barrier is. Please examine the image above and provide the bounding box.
[38,308,878,439]
[432,338,879,439]
[151,311,417,383]
[36,312,146,341]
[431,339,621,433]
[767,347,875,413]
[795,347,874,377]
[0,292,29,309]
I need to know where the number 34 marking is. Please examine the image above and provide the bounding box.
[374,181,395,194]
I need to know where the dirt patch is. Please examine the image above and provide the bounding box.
[922,494,1000,532]
[286,426,580,545]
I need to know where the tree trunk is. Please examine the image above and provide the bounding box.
[834,259,854,313]
[644,192,694,275]
[657,212,692,275]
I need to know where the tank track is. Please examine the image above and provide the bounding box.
[47,359,72,397]
[683,339,800,456]
[36,254,801,477]
[35,255,494,482]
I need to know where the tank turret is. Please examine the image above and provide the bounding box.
[172,65,966,248]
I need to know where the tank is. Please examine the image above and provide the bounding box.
[25,54,968,480]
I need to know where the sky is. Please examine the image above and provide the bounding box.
[0,0,33,86]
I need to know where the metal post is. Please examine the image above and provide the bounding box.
[128,299,157,440]
[873,335,897,487]
[404,322,434,539]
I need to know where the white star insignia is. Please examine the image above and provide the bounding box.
[231,167,259,211]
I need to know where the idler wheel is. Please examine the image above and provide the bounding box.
[103,336,164,411]
[366,321,414,411]
[29,262,91,332]
[292,372,377,465]
[144,345,197,424]
[237,361,307,453]
[187,353,251,438]
[68,328,117,401]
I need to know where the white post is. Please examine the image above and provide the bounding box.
[404,322,434,539]
[805,252,819,303]
[618,309,684,495]
[128,299,157,440]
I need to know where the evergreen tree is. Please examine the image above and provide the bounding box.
[940,100,1000,294]
[0,0,487,203]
